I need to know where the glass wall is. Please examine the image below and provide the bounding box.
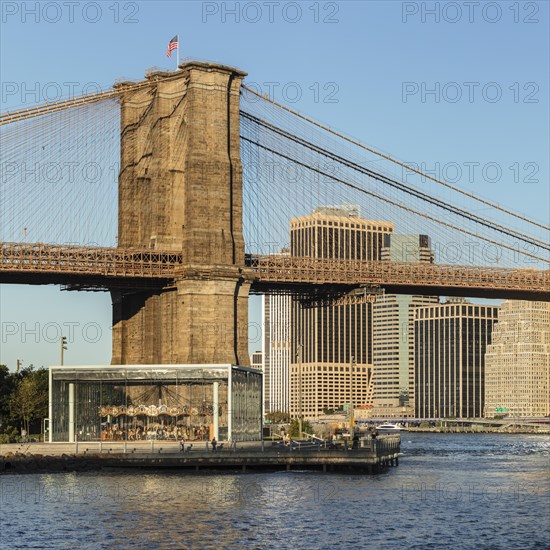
[231,368,262,441]
[50,365,261,442]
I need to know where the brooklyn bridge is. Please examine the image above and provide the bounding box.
[1,61,548,366]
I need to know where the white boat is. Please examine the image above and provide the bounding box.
[375,423,402,432]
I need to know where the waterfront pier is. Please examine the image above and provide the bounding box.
[0,436,400,474]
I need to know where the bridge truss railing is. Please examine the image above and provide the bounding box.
[247,254,549,295]
[0,243,548,299]
[0,243,181,279]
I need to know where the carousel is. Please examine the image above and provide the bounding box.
[99,384,219,441]
[48,364,263,443]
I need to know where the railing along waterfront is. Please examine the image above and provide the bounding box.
[1,435,402,474]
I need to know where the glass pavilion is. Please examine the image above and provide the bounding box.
[48,364,262,442]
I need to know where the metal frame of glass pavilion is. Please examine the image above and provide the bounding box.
[48,364,262,443]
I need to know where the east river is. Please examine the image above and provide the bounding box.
[1,433,548,549]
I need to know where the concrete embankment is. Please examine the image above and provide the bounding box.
[0,439,401,475]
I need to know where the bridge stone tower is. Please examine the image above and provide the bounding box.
[111,61,251,366]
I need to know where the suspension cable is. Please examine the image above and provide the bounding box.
[241,134,547,264]
[241,111,549,252]
[0,78,164,126]
[241,85,550,232]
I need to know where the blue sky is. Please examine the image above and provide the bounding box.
[1,0,548,369]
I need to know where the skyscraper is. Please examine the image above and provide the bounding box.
[290,206,392,262]
[249,350,265,417]
[372,234,438,418]
[250,351,263,370]
[289,206,394,420]
[415,298,498,418]
[484,301,550,418]
[262,293,292,414]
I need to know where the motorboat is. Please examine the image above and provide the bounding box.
[375,423,402,432]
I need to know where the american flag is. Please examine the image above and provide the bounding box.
[166,35,179,57]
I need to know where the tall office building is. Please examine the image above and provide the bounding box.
[372,234,438,418]
[289,206,394,420]
[415,298,498,418]
[250,351,263,370]
[381,234,434,264]
[261,293,292,414]
[290,206,392,261]
[249,350,264,416]
[484,301,550,418]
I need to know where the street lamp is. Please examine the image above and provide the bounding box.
[295,343,303,439]
[349,356,356,434]
[60,336,68,365]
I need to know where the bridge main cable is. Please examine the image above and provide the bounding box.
[0,80,156,126]
[241,135,548,264]
[242,85,550,233]
[241,111,549,253]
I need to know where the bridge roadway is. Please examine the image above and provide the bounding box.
[0,242,548,300]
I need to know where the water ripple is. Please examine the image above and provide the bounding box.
[1,434,548,549]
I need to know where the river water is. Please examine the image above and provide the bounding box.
[1,433,548,549]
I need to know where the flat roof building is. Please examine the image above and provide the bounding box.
[289,207,393,420]
[484,301,550,418]
[290,206,394,262]
[262,293,292,415]
[415,299,498,418]
[372,234,438,419]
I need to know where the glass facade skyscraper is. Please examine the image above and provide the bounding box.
[414,299,498,418]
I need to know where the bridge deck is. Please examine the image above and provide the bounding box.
[0,243,548,300]
[247,255,550,301]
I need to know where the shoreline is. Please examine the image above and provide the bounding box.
[0,439,401,475]
[0,451,398,476]
[403,427,550,434]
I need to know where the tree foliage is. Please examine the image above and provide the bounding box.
[0,365,48,442]
[288,418,313,438]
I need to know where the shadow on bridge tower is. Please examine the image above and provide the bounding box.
[111,61,251,366]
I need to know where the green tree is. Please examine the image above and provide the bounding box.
[288,418,313,438]
[0,364,20,437]
[9,367,48,436]
[0,365,16,423]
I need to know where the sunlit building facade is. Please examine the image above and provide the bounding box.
[250,351,263,371]
[289,206,394,420]
[372,234,438,418]
[261,293,292,415]
[484,301,550,418]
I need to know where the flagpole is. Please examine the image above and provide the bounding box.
[176,35,179,69]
